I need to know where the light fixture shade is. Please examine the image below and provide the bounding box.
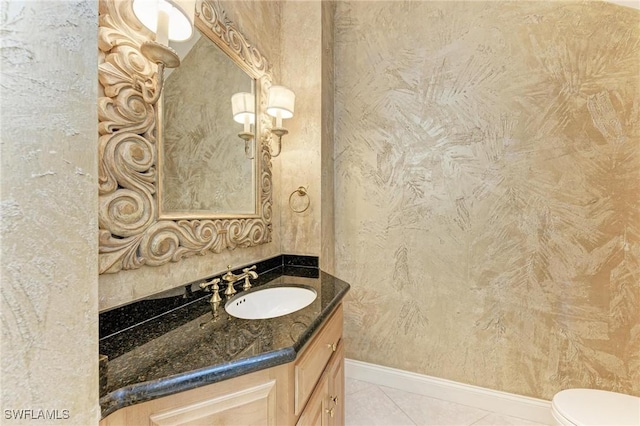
[267,86,295,119]
[132,0,195,42]
[231,92,256,124]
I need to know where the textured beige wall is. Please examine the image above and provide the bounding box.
[335,1,640,400]
[279,0,324,257]
[99,0,284,311]
[0,1,100,423]
[277,0,333,260]
[321,1,336,274]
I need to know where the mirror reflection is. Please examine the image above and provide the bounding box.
[158,27,256,218]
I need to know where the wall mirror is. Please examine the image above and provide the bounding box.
[97,0,273,274]
[159,27,256,218]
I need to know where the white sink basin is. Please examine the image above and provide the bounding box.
[224,286,318,319]
[225,286,317,320]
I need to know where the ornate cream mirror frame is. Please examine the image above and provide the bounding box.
[98,0,273,274]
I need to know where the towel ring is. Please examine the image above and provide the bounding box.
[289,186,310,213]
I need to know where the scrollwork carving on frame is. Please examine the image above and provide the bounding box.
[98,0,273,274]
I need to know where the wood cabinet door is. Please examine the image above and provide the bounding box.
[326,341,344,426]
[296,372,329,426]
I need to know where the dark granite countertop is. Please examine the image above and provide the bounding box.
[99,263,350,418]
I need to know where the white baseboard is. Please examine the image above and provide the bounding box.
[345,359,554,425]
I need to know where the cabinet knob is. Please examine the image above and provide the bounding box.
[325,407,334,418]
[327,342,336,352]
[331,396,339,405]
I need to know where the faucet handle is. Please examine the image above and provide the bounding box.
[199,277,221,290]
[242,275,251,291]
[241,265,258,291]
[200,278,222,303]
[242,265,257,277]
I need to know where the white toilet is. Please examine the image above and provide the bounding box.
[552,388,640,426]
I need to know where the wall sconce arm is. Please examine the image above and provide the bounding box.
[269,127,288,158]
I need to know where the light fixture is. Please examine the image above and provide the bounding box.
[231,92,255,159]
[266,85,295,158]
[132,0,195,104]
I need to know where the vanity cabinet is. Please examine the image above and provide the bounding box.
[100,304,344,426]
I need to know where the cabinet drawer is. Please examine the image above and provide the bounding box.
[295,304,343,415]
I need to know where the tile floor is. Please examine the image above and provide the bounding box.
[345,378,550,426]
